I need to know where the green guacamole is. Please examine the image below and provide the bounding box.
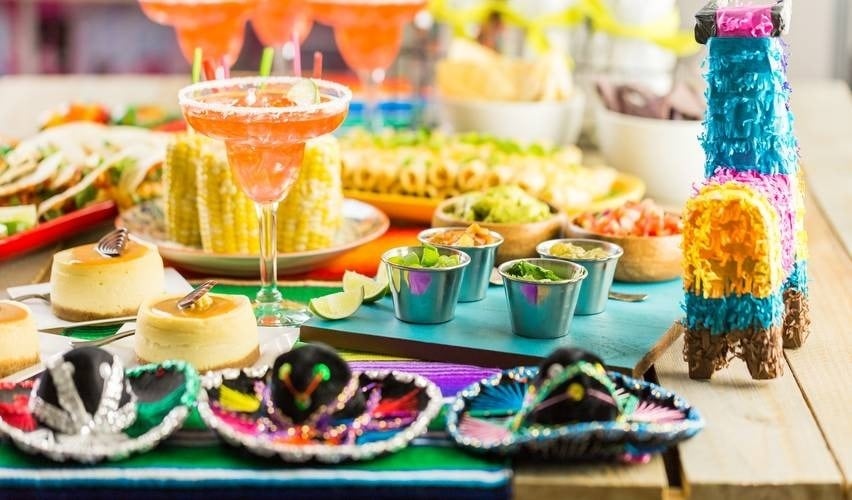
[505,261,562,282]
[448,186,551,223]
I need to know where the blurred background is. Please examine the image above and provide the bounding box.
[0,0,848,83]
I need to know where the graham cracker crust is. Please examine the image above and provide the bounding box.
[0,354,40,378]
[52,303,137,322]
[138,345,260,373]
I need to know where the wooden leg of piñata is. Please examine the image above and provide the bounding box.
[684,327,729,380]
[737,324,784,379]
[782,289,810,348]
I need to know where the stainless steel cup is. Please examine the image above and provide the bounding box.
[498,258,588,339]
[417,227,504,302]
[381,246,471,324]
[537,238,623,315]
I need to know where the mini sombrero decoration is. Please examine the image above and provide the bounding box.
[198,343,444,463]
[447,347,703,462]
[0,346,199,463]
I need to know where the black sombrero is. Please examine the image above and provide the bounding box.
[198,343,443,463]
[0,346,199,463]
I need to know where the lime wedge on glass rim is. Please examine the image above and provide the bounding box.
[309,287,364,320]
[287,79,320,106]
[342,270,387,303]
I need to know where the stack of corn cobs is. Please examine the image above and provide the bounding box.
[163,134,344,254]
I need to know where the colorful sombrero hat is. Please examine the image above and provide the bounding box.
[0,346,199,463]
[198,343,443,463]
[447,348,703,462]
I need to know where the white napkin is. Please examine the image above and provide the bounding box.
[6,268,192,331]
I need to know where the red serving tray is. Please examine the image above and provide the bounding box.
[0,201,118,261]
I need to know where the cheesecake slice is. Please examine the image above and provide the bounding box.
[0,301,40,377]
[135,293,259,372]
[50,238,165,321]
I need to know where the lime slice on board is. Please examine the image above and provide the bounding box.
[309,288,364,320]
[374,261,389,286]
[287,79,320,106]
[342,270,387,303]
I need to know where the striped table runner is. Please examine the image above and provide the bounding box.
[0,283,511,499]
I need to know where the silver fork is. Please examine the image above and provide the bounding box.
[12,291,51,303]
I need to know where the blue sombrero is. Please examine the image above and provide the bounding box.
[447,348,704,462]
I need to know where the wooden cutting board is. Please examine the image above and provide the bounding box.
[301,279,685,377]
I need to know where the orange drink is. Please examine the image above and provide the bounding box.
[309,0,425,130]
[179,77,351,326]
[252,0,313,48]
[138,0,259,79]
[183,89,346,202]
[251,0,314,76]
[309,0,424,73]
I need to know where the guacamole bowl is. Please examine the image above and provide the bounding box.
[432,189,565,265]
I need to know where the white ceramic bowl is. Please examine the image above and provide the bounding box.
[596,106,704,207]
[437,91,586,146]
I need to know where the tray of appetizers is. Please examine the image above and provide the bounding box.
[0,121,170,260]
[338,129,645,223]
[0,201,118,261]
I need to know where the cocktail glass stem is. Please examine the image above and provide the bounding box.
[254,200,310,326]
[357,68,385,132]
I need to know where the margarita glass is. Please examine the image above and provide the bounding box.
[139,0,259,80]
[179,77,351,326]
[309,0,425,130]
[252,0,314,75]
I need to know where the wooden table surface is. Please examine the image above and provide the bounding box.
[0,76,849,500]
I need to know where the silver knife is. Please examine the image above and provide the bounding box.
[1,361,46,383]
[39,315,136,334]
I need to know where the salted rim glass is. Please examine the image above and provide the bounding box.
[178,76,351,115]
[178,76,352,327]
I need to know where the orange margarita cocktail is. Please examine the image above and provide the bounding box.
[309,0,425,129]
[139,0,258,78]
[309,0,424,73]
[252,0,313,49]
[179,77,351,325]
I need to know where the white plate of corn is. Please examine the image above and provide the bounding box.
[116,197,388,277]
[115,135,389,276]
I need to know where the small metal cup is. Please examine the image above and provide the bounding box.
[537,238,624,315]
[381,246,471,324]
[417,227,504,302]
[498,258,588,339]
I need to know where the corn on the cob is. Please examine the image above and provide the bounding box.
[277,135,343,252]
[195,138,259,254]
[163,134,202,247]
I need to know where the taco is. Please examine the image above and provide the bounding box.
[0,123,168,220]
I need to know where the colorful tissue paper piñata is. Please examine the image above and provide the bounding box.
[683,0,810,380]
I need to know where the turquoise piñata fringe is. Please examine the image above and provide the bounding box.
[784,260,809,293]
[701,37,799,176]
[684,290,784,335]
